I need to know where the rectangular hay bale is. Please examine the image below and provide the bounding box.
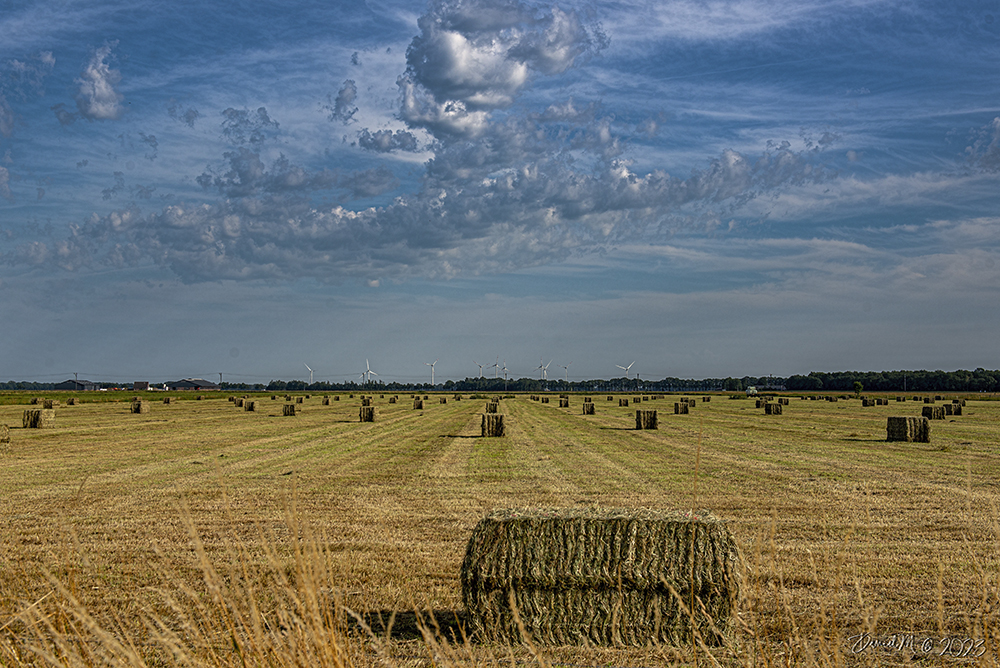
[635,409,658,429]
[23,409,56,428]
[922,406,945,420]
[282,404,297,416]
[413,399,424,410]
[130,400,149,415]
[559,399,569,408]
[886,416,930,442]
[674,403,688,414]
[583,402,596,415]
[461,508,741,647]
[481,413,505,437]
[359,406,376,422]
[764,403,782,415]
[0,424,9,445]
[619,398,629,407]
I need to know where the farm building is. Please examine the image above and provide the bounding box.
[54,379,97,391]
[164,378,221,391]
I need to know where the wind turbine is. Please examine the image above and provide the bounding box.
[616,361,635,379]
[501,360,509,392]
[491,356,499,378]
[425,359,437,386]
[363,359,378,385]
[537,358,552,380]
[304,363,314,385]
[560,362,572,382]
[473,360,484,378]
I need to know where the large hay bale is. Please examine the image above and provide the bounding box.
[922,406,945,420]
[674,403,688,415]
[583,403,596,415]
[413,399,424,410]
[559,399,569,408]
[764,403,782,415]
[0,424,9,446]
[283,404,297,416]
[886,416,930,442]
[23,409,56,428]
[461,508,741,646]
[619,398,629,407]
[130,400,149,415]
[245,400,257,412]
[635,410,658,429]
[482,414,505,437]
[359,406,376,422]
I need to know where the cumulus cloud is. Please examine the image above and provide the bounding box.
[325,80,358,124]
[167,101,200,127]
[75,43,124,121]
[358,128,419,152]
[397,0,607,138]
[220,107,279,146]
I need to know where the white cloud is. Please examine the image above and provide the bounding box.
[75,43,125,121]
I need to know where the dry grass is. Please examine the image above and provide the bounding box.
[2,393,1000,666]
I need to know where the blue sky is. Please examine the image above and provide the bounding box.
[1,0,998,385]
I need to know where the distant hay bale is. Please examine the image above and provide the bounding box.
[862,399,876,407]
[440,398,448,404]
[584,397,592,402]
[702,397,711,402]
[607,396,614,401]
[0,424,9,445]
[583,403,596,415]
[913,396,920,401]
[481,414,505,437]
[943,404,954,416]
[334,395,340,401]
[778,398,789,405]
[635,410,658,429]
[877,398,888,406]
[322,398,330,405]
[359,406,376,422]
[764,403,782,415]
[30,397,42,405]
[755,399,765,408]
[41,399,58,409]
[305,395,311,399]
[954,399,967,406]
[922,406,945,420]
[130,400,149,415]
[423,395,429,400]
[361,397,372,407]
[229,396,236,402]
[283,404,297,416]
[559,399,569,408]
[388,397,397,404]
[67,398,78,406]
[413,399,424,410]
[296,397,304,404]
[485,402,499,414]
[541,397,550,404]
[935,395,943,401]
[633,397,642,404]
[285,395,292,401]
[896,396,905,402]
[163,397,173,404]
[455,395,462,401]
[461,508,741,646]
[245,401,258,412]
[887,416,930,442]
[380,394,385,399]
[271,395,277,400]
[924,397,933,404]
[235,398,244,408]
[674,403,688,415]
[619,398,629,407]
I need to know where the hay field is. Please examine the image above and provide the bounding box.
[2,392,1000,666]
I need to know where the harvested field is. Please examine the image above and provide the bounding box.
[1,393,1000,667]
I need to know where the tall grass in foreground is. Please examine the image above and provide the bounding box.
[4,500,1000,667]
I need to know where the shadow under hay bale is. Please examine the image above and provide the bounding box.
[923,406,945,420]
[130,400,149,415]
[887,416,930,442]
[481,414,505,437]
[635,409,658,429]
[23,409,56,428]
[583,402,595,415]
[359,406,376,422]
[461,508,741,647]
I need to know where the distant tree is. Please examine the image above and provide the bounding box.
[853,381,863,397]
